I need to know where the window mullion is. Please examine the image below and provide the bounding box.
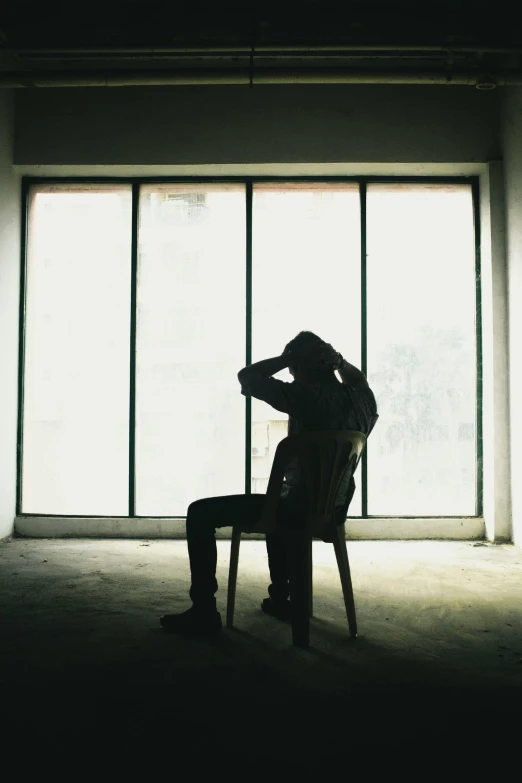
[360,180,368,518]
[245,181,253,495]
[129,183,139,517]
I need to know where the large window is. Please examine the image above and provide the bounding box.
[251,184,362,513]
[136,185,246,515]
[22,185,132,515]
[19,179,480,519]
[366,184,477,516]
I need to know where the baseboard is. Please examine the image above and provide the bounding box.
[15,516,485,540]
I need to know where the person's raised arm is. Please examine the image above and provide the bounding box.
[237,351,308,420]
[334,354,368,387]
[237,354,291,384]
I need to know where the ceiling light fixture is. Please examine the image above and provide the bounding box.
[475,75,497,90]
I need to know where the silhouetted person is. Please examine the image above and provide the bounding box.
[160,331,378,634]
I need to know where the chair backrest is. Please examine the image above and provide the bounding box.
[254,430,366,540]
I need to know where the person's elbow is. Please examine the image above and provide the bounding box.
[238,366,258,397]
[237,366,252,390]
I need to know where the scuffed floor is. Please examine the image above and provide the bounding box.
[1,538,521,762]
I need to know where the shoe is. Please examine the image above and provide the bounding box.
[261,597,291,622]
[160,607,222,636]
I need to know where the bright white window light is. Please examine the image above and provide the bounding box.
[22,185,132,515]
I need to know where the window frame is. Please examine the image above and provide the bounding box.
[16,175,482,519]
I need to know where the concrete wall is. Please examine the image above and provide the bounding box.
[14,85,500,165]
[480,162,511,541]
[0,90,20,540]
[502,88,522,546]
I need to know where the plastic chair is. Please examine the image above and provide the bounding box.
[226,430,367,647]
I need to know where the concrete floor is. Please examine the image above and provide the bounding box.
[2,538,522,764]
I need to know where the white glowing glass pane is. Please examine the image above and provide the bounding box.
[367,184,476,516]
[136,185,246,516]
[251,184,362,515]
[22,186,132,515]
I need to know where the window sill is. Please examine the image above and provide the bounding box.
[15,516,485,540]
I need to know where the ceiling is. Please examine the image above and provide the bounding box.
[0,1,520,87]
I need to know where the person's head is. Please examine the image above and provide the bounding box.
[283,330,335,385]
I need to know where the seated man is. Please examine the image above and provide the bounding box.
[160,331,378,635]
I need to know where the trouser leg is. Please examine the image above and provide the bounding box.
[185,494,265,609]
[266,533,290,602]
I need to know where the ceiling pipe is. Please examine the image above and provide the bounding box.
[11,52,487,61]
[0,68,518,88]
[9,44,522,55]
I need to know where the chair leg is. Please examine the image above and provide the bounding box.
[226,528,242,629]
[332,523,357,638]
[308,538,313,618]
[288,531,311,648]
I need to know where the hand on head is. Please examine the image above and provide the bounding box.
[289,338,340,368]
